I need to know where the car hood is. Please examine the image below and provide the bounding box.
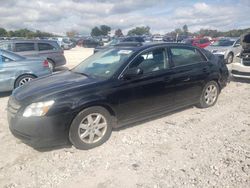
[205,46,229,52]
[13,71,100,103]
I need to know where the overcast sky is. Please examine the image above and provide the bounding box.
[0,0,249,35]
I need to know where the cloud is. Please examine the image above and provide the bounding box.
[0,0,249,35]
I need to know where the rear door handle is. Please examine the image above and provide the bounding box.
[203,68,208,73]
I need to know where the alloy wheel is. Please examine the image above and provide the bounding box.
[78,113,108,144]
[18,77,33,86]
[204,84,218,105]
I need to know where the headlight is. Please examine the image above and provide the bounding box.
[23,100,55,117]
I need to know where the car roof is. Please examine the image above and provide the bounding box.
[113,42,193,52]
[0,39,58,43]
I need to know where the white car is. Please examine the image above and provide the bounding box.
[152,35,163,42]
[231,33,250,79]
[205,38,241,64]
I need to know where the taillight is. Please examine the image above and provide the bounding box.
[43,60,49,67]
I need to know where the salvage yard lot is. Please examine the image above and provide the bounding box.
[0,47,249,188]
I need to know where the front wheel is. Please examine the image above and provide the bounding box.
[197,81,219,108]
[14,74,36,89]
[69,106,113,150]
[226,53,234,64]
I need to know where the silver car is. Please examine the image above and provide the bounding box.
[205,38,241,64]
[0,50,51,92]
[0,40,66,71]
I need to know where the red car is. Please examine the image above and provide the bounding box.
[184,38,211,48]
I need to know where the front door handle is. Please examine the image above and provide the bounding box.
[183,78,190,82]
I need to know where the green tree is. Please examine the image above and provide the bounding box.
[127,26,150,36]
[91,25,111,36]
[91,26,102,37]
[0,28,7,37]
[100,25,111,36]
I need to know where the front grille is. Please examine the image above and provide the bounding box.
[8,96,21,117]
[232,70,250,76]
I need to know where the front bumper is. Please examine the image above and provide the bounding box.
[231,63,250,78]
[8,110,73,148]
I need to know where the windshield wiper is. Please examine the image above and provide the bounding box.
[71,70,89,77]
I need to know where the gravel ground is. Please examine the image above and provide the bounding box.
[0,47,249,188]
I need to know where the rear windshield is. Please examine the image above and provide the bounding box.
[201,49,214,60]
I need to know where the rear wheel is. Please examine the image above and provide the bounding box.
[47,59,55,72]
[69,106,113,150]
[14,74,36,89]
[197,81,219,108]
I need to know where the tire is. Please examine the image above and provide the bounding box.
[226,53,234,64]
[69,106,113,150]
[14,74,36,89]
[197,81,220,108]
[47,59,55,72]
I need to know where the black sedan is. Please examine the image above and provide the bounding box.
[8,43,229,150]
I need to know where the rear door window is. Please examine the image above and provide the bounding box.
[38,43,56,51]
[170,47,205,67]
[15,43,35,52]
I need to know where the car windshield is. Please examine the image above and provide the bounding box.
[211,39,235,47]
[72,48,133,78]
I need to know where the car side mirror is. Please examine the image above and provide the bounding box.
[234,44,240,47]
[122,67,143,79]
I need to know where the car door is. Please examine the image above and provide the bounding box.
[169,46,210,106]
[113,47,176,122]
[0,54,16,91]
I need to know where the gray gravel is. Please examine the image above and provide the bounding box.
[0,50,249,187]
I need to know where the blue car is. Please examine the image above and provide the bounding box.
[0,49,52,92]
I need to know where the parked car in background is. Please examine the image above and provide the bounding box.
[94,36,145,53]
[152,35,163,42]
[77,38,102,48]
[184,38,211,48]
[205,38,241,64]
[0,40,66,71]
[8,43,229,150]
[101,36,110,43]
[59,38,74,50]
[0,49,51,92]
[231,33,250,78]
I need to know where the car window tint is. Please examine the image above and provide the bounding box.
[130,48,168,74]
[15,43,35,52]
[0,43,12,51]
[170,47,205,67]
[38,43,56,51]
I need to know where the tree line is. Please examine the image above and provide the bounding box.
[1,25,250,38]
[0,28,56,38]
